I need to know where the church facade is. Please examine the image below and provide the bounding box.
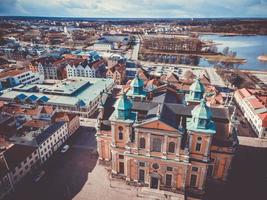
[96,75,238,198]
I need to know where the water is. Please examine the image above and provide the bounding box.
[199,34,267,71]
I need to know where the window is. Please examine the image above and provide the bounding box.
[131,128,135,142]
[119,155,124,159]
[119,162,124,174]
[167,167,173,171]
[118,126,123,140]
[139,162,145,167]
[139,169,145,182]
[192,167,198,172]
[119,132,123,140]
[190,174,197,188]
[196,143,201,151]
[168,142,175,153]
[139,138,146,149]
[152,163,159,170]
[152,138,161,152]
[166,174,172,187]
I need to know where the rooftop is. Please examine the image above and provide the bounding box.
[0,78,114,107]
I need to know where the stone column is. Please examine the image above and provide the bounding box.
[162,135,167,159]
[204,136,212,161]
[111,151,117,174]
[125,157,131,181]
[135,130,139,155]
[175,137,181,161]
[111,122,116,147]
[146,133,151,156]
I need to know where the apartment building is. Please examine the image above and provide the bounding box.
[66,59,106,78]
[36,122,68,163]
[234,88,267,138]
[0,69,43,90]
[0,155,13,200]
[3,144,40,185]
[54,112,80,136]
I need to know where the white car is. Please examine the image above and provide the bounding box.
[61,145,70,153]
[34,170,45,182]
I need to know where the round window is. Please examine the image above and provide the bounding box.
[152,163,159,170]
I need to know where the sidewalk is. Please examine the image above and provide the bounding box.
[238,136,267,148]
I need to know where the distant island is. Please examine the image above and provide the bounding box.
[258,55,267,62]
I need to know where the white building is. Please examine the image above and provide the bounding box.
[36,122,68,163]
[93,42,113,51]
[66,63,96,78]
[37,62,58,80]
[0,70,43,90]
[234,88,267,138]
[3,144,40,185]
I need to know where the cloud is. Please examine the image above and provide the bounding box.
[0,0,266,17]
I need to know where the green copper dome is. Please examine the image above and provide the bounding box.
[187,99,216,134]
[114,92,133,120]
[191,100,212,119]
[115,92,133,110]
[186,78,205,103]
[190,78,205,93]
[130,74,144,88]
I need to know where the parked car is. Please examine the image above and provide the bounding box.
[34,170,45,182]
[61,145,70,153]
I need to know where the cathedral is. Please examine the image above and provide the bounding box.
[96,74,238,198]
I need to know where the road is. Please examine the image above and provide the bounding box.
[205,67,226,87]
[205,145,267,200]
[131,35,140,60]
[6,126,98,200]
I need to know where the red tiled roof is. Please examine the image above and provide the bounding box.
[0,69,28,79]
[247,97,264,109]
[258,113,267,127]
[41,106,54,114]
[238,88,251,98]
[23,119,50,128]
[54,112,77,122]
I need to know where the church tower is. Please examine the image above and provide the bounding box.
[186,78,205,105]
[109,93,136,175]
[127,74,147,101]
[186,100,216,193]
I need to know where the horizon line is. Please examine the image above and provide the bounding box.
[1,16,267,20]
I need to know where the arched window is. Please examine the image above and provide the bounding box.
[118,126,123,140]
[168,142,175,153]
[139,137,146,149]
[119,132,123,140]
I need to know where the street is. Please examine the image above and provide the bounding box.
[6,126,98,200]
[205,145,267,200]
[5,126,267,200]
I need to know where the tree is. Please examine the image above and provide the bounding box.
[223,47,229,56]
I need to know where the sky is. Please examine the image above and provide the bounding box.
[0,0,267,18]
